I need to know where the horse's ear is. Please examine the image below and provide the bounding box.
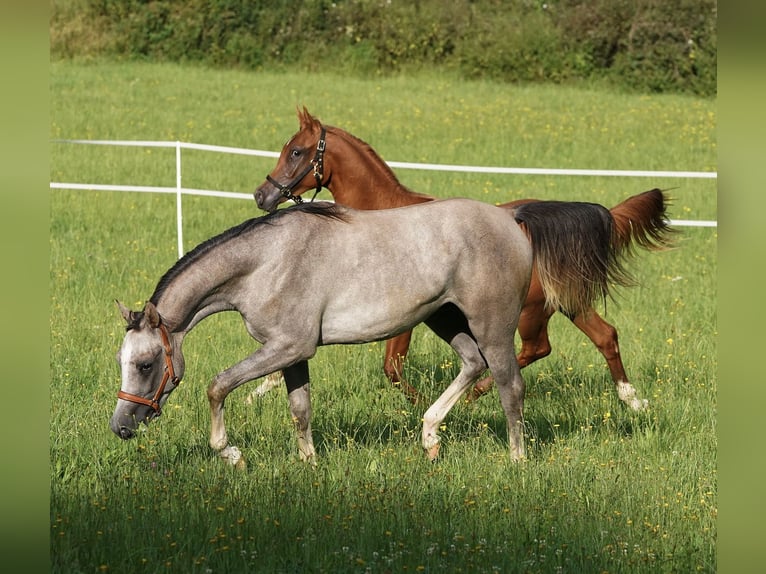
[143,301,162,329]
[116,300,132,323]
[297,106,318,130]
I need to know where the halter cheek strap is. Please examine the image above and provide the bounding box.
[265,126,327,204]
[117,323,180,414]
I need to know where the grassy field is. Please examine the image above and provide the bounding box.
[50,61,716,573]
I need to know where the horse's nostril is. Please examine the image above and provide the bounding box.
[119,427,135,440]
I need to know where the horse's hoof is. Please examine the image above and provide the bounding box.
[219,445,246,470]
[616,382,648,411]
[426,443,441,461]
[630,398,649,411]
[304,456,318,468]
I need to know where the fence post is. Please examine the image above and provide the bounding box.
[175,141,183,259]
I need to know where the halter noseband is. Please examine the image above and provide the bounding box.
[117,322,180,415]
[265,126,327,204]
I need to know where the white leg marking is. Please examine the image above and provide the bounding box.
[617,381,649,411]
[244,372,284,404]
[421,383,470,460]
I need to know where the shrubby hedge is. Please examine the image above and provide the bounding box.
[51,0,716,96]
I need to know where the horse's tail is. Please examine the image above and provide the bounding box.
[609,188,676,253]
[512,189,675,315]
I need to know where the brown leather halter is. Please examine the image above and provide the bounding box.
[117,323,180,414]
[265,126,326,204]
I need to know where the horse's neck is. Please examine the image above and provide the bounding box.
[329,132,433,209]
[153,251,245,334]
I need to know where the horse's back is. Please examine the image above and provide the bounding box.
[305,199,532,343]
[369,197,530,261]
[335,198,532,284]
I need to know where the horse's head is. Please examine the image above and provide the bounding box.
[255,107,328,212]
[110,301,184,439]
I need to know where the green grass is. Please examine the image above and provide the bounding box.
[50,61,716,573]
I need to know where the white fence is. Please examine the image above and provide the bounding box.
[50,139,718,259]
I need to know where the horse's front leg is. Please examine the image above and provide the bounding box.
[283,361,315,464]
[207,345,307,466]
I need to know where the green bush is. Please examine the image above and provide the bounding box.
[50,0,716,96]
[553,0,717,94]
[456,3,568,83]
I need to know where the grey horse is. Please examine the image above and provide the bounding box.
[111,198,605,466]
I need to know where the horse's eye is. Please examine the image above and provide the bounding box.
[138,362,153,374]
[290,148,302,159]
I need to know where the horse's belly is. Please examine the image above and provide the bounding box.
[319,293,443,345]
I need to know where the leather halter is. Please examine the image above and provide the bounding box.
[265,126,327,204]
[117,322,180,414]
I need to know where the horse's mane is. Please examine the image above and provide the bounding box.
[327,125,431,200]
[150,203,347,304]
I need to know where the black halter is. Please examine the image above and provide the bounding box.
[266,126,327,204]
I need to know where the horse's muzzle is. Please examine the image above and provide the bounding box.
[254,183,280,213]
[110,417,137,439]
[110,406,162,439]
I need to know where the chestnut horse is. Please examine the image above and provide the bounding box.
[254,108,674,408]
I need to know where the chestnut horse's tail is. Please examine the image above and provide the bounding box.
[513,188,675,315]
[608,188,676,253]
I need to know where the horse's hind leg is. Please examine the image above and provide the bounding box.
[421,305,488,459]
[283,360,316,464]
[485,348,527,461]
[425,307,527,460]
[467,279,553,402]
[383,331,422,404]
[571,308,648,410]
[421,333,488,460]
[457,299,528,460]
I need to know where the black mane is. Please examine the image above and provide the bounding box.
[149,202,347,304]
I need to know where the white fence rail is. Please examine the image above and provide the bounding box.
[50,139,718,258]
